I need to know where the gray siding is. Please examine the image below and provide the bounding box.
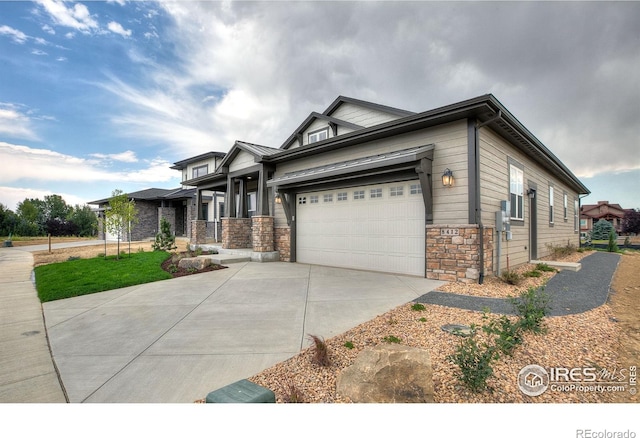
[329,102,403,127]
[479,128,580,271]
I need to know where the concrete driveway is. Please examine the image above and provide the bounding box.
[43,261,443,403]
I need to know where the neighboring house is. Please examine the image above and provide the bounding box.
[580,200,628,236]
[185,94,589,283]
[90,152,226,241]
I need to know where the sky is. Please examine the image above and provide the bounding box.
[0,0,639,213]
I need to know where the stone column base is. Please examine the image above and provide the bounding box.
[191,220,207,245]
[251,216,274,252]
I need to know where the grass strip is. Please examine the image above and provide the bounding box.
[35,251,173,302]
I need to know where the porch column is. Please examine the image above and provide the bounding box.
[257,164,271,216]
[238,178,248,218]
[226,176,236,218]
[416,157,433,224]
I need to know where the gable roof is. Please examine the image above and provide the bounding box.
[170,151,226,170]
[280,96,416,150]
[263,94,589,195]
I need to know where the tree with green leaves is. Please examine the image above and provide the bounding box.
[16,198,45,235]
[69,204,98,237]
[590,219,616,241]
[152,216,177,252]
[105,189,139,259]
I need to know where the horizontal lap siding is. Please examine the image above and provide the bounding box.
[228,150,256,173]
[273,120,470,224]
[479,128,580,271]
[329,103,403,127]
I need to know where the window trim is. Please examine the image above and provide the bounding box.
[549,184,555,226]
[508,158,524,222]
[192,164,208,179]
[563,192,568,222]
[308,127,329,144]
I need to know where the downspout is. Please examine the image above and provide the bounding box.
[474,110,502,284]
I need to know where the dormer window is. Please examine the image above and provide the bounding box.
[192,165,208,178]
[308,127,329,144]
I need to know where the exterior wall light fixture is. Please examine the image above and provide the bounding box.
[442,168,454,187]
[275,193,282,204]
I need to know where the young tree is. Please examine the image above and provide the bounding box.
[105,190,139,259]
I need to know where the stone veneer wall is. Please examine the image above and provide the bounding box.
[274,226,291,262]
[251,216,274,252]
[191,220,207,245]
[158,207,176,235]
[130,201,158,241]
[426,224,494,284]
[222,218,252,249]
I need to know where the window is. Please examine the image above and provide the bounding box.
[580,219,587,227]
[353,190,365,200]
[337,192,347,201]
[308,128,329,144]
[549,185,554,224]
[219,202,225,219]
[509,163,524,220]
[201,203,209,221]
[390,186,404,197]
[564,193,568,221]
[192,164,208,179]
[323,194,333,203]
[370,188,383,199]
[298,197,306,205]
[410,184,422,195]
[574,198,579,232]
[309,195,319,204]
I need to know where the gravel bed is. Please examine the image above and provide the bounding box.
[249,300,622,403]
[249,250,621,403]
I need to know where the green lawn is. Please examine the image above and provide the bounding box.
[35,251,173,302]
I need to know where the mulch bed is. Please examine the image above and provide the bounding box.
[161,251,228,278]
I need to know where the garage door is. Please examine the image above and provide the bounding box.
[296,181,426,276]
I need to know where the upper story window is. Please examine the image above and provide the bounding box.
[192,164,208,179]
[509,162,524,220]
[308,127,329,144]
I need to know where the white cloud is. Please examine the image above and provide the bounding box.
[31,49,48,56]
[0,25,28,44]
[0,186,89,212]
[0,142,177,186]
[42,24,55,35]
[36,0,99,34]
[0,104,39,141]
[107,0,127,6]
[107,21,132,38]
[90,150,138,163]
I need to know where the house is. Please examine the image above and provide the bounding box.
[185,94,589,283]
[580,200,628,236]
[90,152,226,241]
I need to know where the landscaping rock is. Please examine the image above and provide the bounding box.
[177,256,211,270]
[441,323,473,337]
[336,344,434,403]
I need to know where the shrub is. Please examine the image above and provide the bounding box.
[607,229,619,253]
[167,264,178,274]
[343,341,354,349]
[282,383,304,403]
[308,334,331,366]
[418,317,427,323]
[591,219,615,241]
[67,256,81,261]
[501,270,521,285]
[522,270,542,278]
[482,314,523,356]
[383,335,402,344]
[546,241,577,259]
[152,217,177,252]
[411,303,426,311]
[509,287,551,334]
[535,263,556,272]
[447,327,499,393]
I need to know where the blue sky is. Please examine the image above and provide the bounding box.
[1,0,639,212]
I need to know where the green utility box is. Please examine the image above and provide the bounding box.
[205,379,276,403]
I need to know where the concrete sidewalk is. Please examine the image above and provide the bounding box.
[0,248,66,402]
[41,262,443,403]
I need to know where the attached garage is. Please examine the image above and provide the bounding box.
[296,180,426,276]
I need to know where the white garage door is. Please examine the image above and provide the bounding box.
[296,181,426,276]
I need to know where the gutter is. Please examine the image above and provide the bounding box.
[474,110,502,284]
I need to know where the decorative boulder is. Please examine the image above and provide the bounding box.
[178,256,211,270]
[336,344,434,403]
